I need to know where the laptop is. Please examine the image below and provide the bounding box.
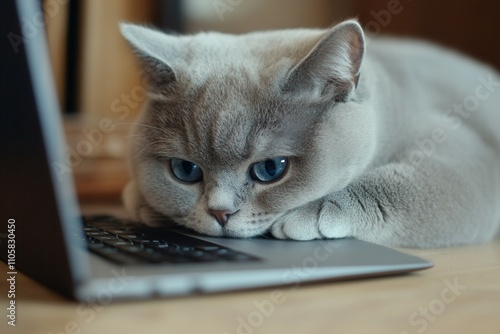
[0,0,431,300]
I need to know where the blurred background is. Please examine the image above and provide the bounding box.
[42,0,500,204]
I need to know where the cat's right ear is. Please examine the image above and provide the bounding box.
[120,23,180,95]
[283,20,365,102]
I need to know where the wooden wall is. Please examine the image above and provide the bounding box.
[356,0,500,70]
[183,0,353,33]
[44,0,69,110]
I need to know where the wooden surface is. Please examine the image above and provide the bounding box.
[2,233,499,334]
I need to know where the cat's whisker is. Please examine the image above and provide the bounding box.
[147,106,165,114]
[255,227,274,239]
[133,140,164,159]
[115,122,164,132]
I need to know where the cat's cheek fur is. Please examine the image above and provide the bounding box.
[177,210,225,237]
[312,103,377,190]
[144,162,195,208]
[122,180,163,227]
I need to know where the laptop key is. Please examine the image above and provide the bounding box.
[93,236,117,242]
[86,231,110,236]
[119,245,142,253]
[88,243,106,249]
[141,241,167,249]
[120,234,139,239]
[179,246,195,252]
[196,245,221,251]
[106,240,134,247]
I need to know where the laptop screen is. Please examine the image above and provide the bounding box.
[0,0,88,297]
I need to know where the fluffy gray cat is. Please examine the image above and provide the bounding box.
[120,20,500,248]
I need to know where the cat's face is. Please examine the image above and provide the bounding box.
[121,21,376,237]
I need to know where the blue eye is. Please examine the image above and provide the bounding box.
[170,158,203,183]
[250,157,288,183]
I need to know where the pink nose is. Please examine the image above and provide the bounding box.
[209,209,236,227]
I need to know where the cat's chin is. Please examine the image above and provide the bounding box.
[171,212,276,239]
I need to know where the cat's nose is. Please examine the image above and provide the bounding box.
[209,209,237,227]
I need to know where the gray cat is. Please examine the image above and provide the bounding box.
[120,20,500,248]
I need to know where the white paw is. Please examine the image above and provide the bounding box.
[317,200,353,239]
[271,205,322,240]
[271,200,354,240]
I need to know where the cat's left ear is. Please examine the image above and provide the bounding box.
[120,23,181,95]
[283,20,365,102]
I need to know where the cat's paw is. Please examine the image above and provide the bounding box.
[270,200,354,240]
[270,204,324,240]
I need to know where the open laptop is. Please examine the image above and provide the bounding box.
[0,0,431,300]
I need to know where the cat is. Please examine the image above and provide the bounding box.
[119,19,500,248]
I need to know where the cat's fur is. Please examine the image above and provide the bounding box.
[120,20,500,248]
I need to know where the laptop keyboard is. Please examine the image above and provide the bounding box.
[82,215,259,265]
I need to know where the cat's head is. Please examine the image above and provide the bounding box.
[120,20,376,237]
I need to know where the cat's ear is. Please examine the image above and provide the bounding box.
[283,20,365,102]
[120,23,180,94]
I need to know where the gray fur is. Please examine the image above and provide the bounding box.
[120,20,500,248]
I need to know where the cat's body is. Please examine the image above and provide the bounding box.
[120,21,500,248]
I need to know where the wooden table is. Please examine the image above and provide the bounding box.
[2,234,499,334]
